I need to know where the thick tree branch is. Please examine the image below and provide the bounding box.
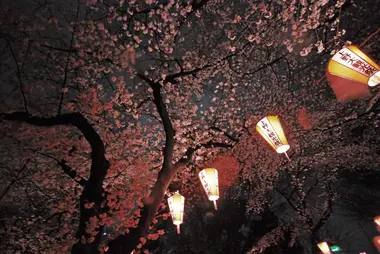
[1,112,109,254]
[108,70,234,253]
[107,74,175,253]
[164,64,211,83]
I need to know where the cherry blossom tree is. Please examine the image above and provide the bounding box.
[1,0,380,253]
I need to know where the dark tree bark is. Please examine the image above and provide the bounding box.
[2,112,109,254]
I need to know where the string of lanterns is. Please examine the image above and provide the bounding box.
[167,168,220,234]
[165,32,380,254]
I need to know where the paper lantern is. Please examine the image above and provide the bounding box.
[373,236,380,252]
[375,216,380,232]
[317,242,331,254]
[167,192,185,234]
[328,45,380,87]
[256,116,290,160]
[375,216,380,226]
[199,168,219,210]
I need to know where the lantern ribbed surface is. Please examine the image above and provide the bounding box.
[167,192,185,234]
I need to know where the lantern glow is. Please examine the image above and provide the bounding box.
[373,236,380,252]
[330,245,341,252]
[167,192,185,234]
[198,168,219,210]
[375,216,380,232]
[328,45,380,87]
[256,116,290,160]
[317,242,331,254]
[375,216,380,226]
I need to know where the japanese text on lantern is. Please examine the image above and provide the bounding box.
[199,171,213,197]
[257,118,283,148]
[168,197,175,217]
[332,47,378,77]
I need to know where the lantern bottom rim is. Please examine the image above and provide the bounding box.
[208,195,219,201]
[369,71,380,87]
[276,145,290,153]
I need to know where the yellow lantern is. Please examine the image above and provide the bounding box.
[256,116,290,160]
[199,168,219,210]
[327,45,380,87]
[374,216,380,232]
[375,216,380,226]
[167,192,185,234]
[317,242,331,254]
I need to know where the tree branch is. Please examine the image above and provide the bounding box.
[210,126,239,142]
[1,112,109,254]
[5,39,29,114]
[107,74,176,253]
[0,160,29,202]
[40,153,88,186]
[57,0,80,115]
[176,141,233,167]
[108,70,234,253]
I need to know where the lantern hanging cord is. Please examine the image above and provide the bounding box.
[213,200,218,210]
[284,152,290,161]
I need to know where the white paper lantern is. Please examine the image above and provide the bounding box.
[199,168,219,210]
[167,192,185,234]
[256,116,290,160]
[317,242,331,254]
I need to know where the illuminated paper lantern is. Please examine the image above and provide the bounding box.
[375,216,380,226]
[256,116,290,160]
[374,236,380,252]
[375,216,380,232]
[167,192,185,234]
[317,242,331,254]
[199,168,219,210]
[328,45,380,87]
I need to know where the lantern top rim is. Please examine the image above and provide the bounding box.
[168,191,184,198]
[198,168,218,175]
[257,115,279,125]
